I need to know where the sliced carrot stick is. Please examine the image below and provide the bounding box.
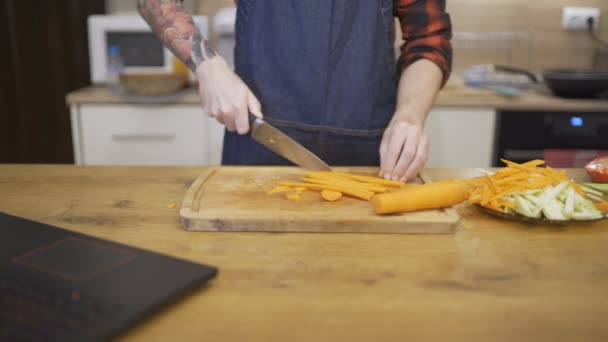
[305,173,388,192]
[467,193,482,204]
[307,171,361,184]
[595,202,608,211]
[318,171,405,188]
[500,159,540,173]
[568,181,586,196]
[267,186,291,195]
[371,179,470,214]
[306,171,387,191]
[485,172,498,193]
[495,173,529,185]
[481,184,492,206]
[500,158,546,168]
[278,182,374,201]
[498,199,516,209]
[302,177,387,194]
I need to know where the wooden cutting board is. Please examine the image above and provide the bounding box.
[180,167,460,234]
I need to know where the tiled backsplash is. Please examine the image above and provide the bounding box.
[446,0,608,75]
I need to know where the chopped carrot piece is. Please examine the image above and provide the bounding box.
[286,194,301,201]
[321,190,342,202]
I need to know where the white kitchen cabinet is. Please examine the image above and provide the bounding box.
[70,104,225,165]
[425,108,496,168]
[69,102,495,167]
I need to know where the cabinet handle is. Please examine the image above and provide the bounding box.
[111,134,175,142]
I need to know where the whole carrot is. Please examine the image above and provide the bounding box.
[371,179,470,214]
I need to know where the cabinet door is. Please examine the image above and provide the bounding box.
[425,108,496,168]
[77,104,224,165]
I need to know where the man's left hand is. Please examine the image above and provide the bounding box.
[379,116,429,182]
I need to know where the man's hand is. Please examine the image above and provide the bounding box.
[379,59,444,182]
[137,0,263,134]
[379,116,429,182]
[196,57,263,134]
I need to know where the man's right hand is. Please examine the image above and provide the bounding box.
[196,57,263,135]
[136,0,263,135]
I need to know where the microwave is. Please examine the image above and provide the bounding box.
[87,14,208,84]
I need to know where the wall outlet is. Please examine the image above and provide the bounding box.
[562,7,600,31]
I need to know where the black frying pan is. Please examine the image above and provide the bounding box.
[494,65,608,99]
[542,69,608,99]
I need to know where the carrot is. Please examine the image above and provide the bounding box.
[278,182,374,201]
[371,179,470,214]
[595,202,608,211]
[321,190,342,202]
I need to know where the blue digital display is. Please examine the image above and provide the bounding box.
[570,116,583,127]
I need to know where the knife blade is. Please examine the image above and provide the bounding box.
[248,113,332,170]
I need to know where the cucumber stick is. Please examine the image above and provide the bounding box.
[507,182,603,221]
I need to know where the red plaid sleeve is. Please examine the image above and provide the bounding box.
[394,0,453,86]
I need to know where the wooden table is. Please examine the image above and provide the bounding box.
[1,165,608,342]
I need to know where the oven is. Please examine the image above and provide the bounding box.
[494,110,608,167]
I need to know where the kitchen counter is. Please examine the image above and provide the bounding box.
[67,85,608,111]
[2,165,608,341]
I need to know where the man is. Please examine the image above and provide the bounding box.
[138,0,452,181]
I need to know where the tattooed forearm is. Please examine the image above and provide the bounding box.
[137,0,218,71]
[190,33,217,67]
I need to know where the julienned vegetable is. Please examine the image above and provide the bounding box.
[268,171,402,201]
[502,182,603,220]
[468,159,606,220]
[371,179,470,214]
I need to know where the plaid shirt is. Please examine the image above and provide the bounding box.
[394,0,453,84]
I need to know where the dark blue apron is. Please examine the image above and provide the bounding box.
[222,0,397,166]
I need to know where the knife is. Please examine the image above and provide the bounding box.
[247,113,332,171]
